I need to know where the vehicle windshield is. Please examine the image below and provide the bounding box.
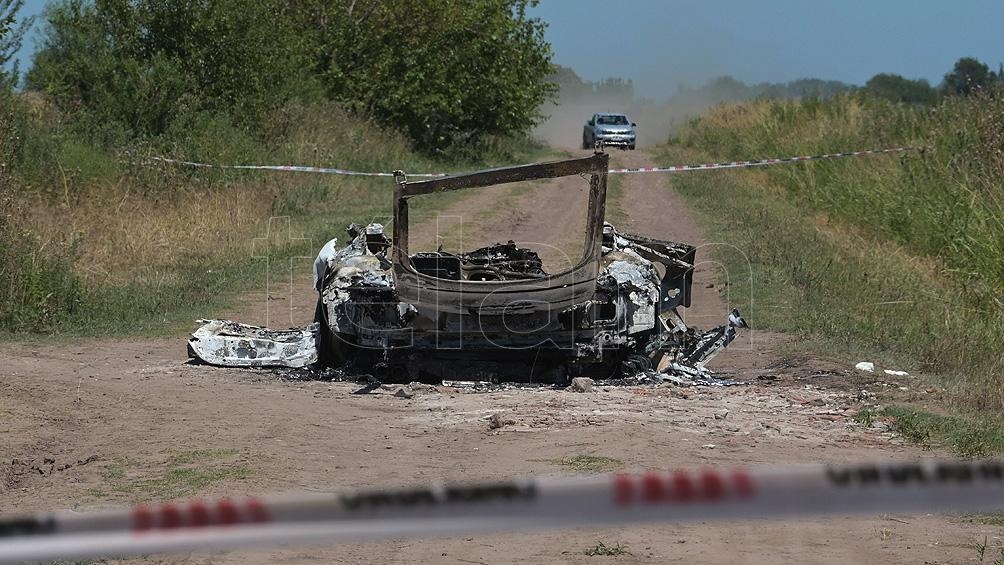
[596,114,629,125]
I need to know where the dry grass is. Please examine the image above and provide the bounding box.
[2,98,546,336]
[1,101,81,332]
[552,455,623,474]
[28,181,277,285]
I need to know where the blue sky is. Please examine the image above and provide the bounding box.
[530,0,1003,97]
[13,0,1004,98]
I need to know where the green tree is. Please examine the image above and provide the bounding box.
[29,0,555,154]
[0,0,34,89]
[942,57,992,95]
[28,0,315,141]
[865,73,938,105]
[593,77,633,100]
[290,0,555,153]
[549,64,591,101]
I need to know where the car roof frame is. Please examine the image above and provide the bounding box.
[391,153,609,309]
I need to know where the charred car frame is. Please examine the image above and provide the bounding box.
[190,152,746,383]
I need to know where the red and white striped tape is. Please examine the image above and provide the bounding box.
[0,459,1001,562]
[150,146,919,179]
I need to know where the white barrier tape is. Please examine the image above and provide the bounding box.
[149,156,447,178]
[1,459,1001,562]
[150,147,919,179]
[607,146,917,173]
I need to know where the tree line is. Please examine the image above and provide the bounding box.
[3,0,555,155]
[2,0,1002,153]
[551,57,1004,109]
[866,57,1004,104]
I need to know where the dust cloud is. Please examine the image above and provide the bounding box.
[532,94,709,151]
[533,76,856,151]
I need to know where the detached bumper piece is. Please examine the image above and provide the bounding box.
[188,320,319,368]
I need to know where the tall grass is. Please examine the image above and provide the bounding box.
[676,93,1004,297]
[2,95,543,337]
[0,96,81,332]
[667,93,1004,413]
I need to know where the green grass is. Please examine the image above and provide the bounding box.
[854,408,876,427]
[584,541,631,556]
[167,448,242,465]
[878,406,1004,457]
[2,96,549,338]
[550,455,623,474]
[667,93,1004,414]
[56,137,121,183]
[90,448,254,501]
[658,138,1004,415]
[970,514,1004,527]
[676,94,1004,293]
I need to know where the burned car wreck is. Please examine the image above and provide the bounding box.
[189,153,747,384]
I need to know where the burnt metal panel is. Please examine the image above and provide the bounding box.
[398,154,608,197]
[391,153,609,316]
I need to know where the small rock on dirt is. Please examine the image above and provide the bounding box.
[394,387,413,399]
[487,414,503,430]
[486,413,516,430]
[570,377,594,393]
[870,421,892,432]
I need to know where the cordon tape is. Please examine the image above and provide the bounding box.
[1,459,1001,562]
[151,146,920,179]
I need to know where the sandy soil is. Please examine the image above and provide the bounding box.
[1,149,1000,564]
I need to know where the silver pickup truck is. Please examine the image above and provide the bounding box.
[582,112,636,150]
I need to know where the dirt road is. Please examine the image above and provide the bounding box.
[1,149,999,564]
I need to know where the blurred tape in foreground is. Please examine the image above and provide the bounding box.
[1,459,1001,562]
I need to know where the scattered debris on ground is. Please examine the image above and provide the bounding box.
[854,361,909,377]
[584,541,631,556]
[8,455,99,478]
